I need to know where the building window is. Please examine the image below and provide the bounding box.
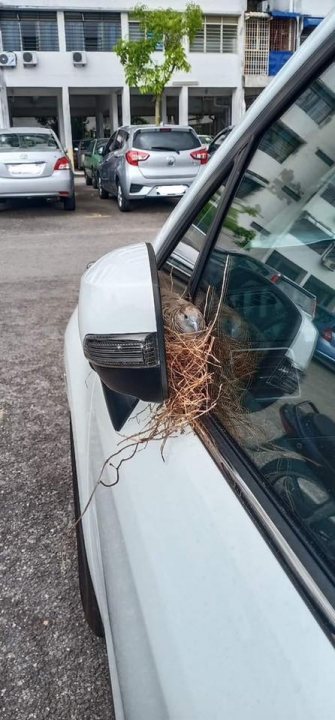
[259,121,302,163]
[315,148,335,167]
[128,20,145,42]
[128,19,163,50]
[190,16,238,53]
[65,12,121,52]
[296,80,335,125]
[0,11,59,51]
[270,19,296,51]
[244,17,270,74]
[281,185,301,201]
[266,251,306,282]
[290,216,334,255]
[321,181,335,207]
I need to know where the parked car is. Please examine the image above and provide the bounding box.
[267,271,317,319]
[98,124,208,211]
[314,305,335,370]
[83,138,107,188]
[208,125,234,157]
[197,133,214,147]
[0,127,75,210]
[77,138,92,170]
[65,14,335,720]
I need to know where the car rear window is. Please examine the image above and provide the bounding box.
[0,132,58,151]
[133,129,201,152]
[277,279,316,316]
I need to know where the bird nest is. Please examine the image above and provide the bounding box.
[93,285,257,495]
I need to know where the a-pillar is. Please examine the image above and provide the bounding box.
[121,84,131,126]
[58,86,73,166]
[161,93,167,124]
[178,85,188,126]
[231,86,245,125]
[0,74,10,128]
[109,92,119,132]
[95,97,104,138]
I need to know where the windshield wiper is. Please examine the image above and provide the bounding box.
[150,145,180,154]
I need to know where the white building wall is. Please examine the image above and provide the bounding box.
[269,0,334,15]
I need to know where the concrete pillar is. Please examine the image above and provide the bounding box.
[179,86,188,126]
[161,93,167,124]
[121,85,131,126]
[96,97,104,137]
[231,86,245,125]
[121,12,129,39]
[0,75,10,128]
[109,92,119,132]
[58,86,73,166]
[57,11,66,52]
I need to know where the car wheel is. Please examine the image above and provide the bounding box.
[63,194,76,211]
[70,421,104,638]
[85,172,92,186]
[92,173,98,189]
[98,177,109,199]
[117,181,130,212]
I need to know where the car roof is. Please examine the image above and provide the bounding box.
[0,127,56,134]
[153,9,335,254]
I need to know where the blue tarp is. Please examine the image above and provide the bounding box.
[268,50,293,76]
[303,16,323,27]
[270,10,300,19]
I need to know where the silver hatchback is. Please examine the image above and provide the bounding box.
[98,124,208,211]
[0,127,75,211]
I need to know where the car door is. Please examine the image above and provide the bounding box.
[83,36,335,720]
[108,129,128,192]
[99,132,116,190]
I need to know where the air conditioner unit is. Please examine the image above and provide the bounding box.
[257,1,270,11]
[0,51,17,68]
[72,51,87,66]
[23,51,38,66]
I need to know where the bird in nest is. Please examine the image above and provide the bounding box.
[161,290,206,334]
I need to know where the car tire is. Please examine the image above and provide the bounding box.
[85,172,92,186]
[70,422,105,638]
[63,194,76,211]
[116,180,130,212]
[98,177,109,199]
[92,173,98,189]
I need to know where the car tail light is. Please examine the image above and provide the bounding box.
[190,149,209,165]
[54,156,70,171]
[270,273,281,283]
[125,150,150,166]
[322,328,333,342]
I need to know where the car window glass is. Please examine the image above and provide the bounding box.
[0,132,58,150]
[133,129,201,151]
[188,61,335,576]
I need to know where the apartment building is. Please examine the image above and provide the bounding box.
[0,1,331,155]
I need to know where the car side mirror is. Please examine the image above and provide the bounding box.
[78,243,168,403]
[98,146,105,155]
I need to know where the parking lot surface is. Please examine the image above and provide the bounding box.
[0,178,171,720]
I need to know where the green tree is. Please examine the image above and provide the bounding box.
[115,3,203,125]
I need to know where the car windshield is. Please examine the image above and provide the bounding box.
[133,129,200,151]
[277,279,316,316]
[0,133,58,151]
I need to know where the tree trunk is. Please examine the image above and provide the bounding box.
[155,95,161,125]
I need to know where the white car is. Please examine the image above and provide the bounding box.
[65,13,335,720]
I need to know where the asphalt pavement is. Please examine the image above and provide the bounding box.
[0,178,171,720]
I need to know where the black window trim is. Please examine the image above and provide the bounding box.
[156,33,335,638]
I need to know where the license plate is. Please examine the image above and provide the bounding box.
[8,163,44,176]
[156,185,187,196]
